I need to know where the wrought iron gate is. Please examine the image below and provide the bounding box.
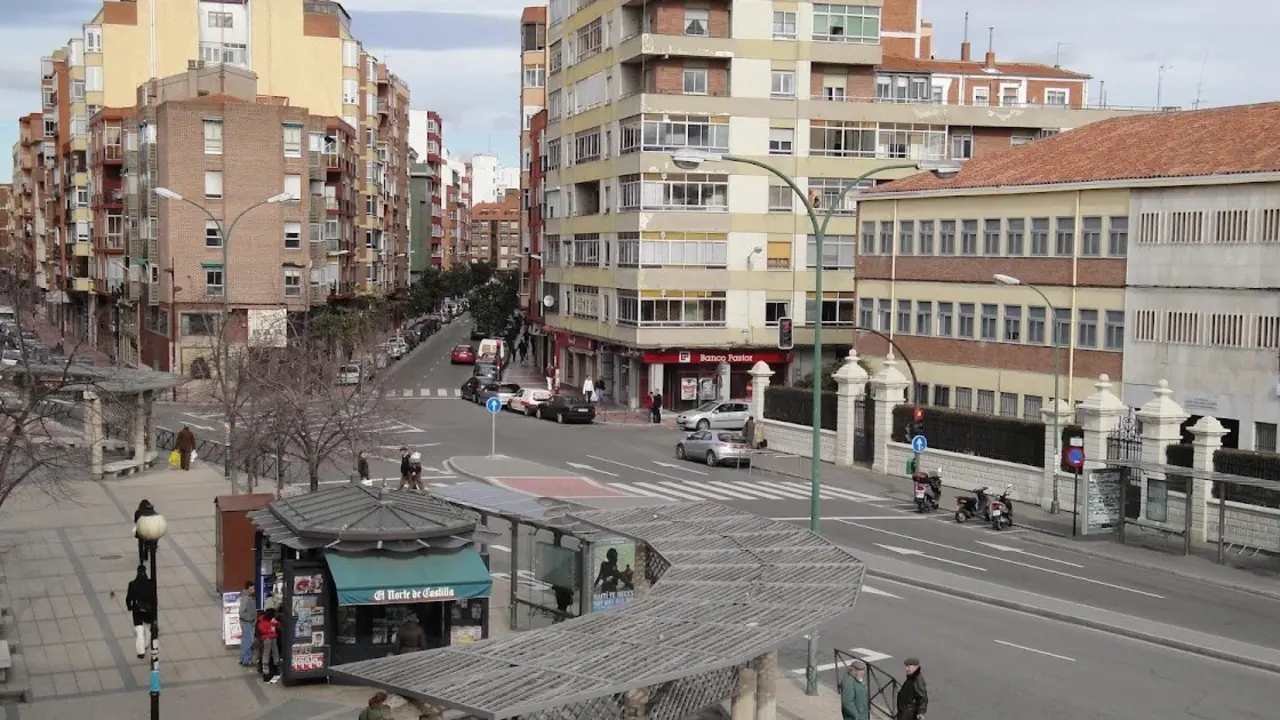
[1106,410,1143,461]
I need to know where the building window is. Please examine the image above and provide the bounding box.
[208,10,233,28]
[343,40,358,67]
[899,220,914,255]
[896,299,911,333]
[204,220,222,248]
[637,173,728,211]
[976,390,996,415]
[812,3,881,43]
[939,220,955,255]
[1256,422,1278,453]
[1003,305,1022,342]
[573,130,601,163]
[765,301,790,326]
[684,5,709,35]
[954,387,973,411]
[284,174,302,200]
[1108,216,1128,256]
[1044,89,1069,106]
[282,123,302,157]
[809,177,871,214]
[683,68,708,94]
[972,87,989,106]
[772,10,797,38]
[616,290,727,327]
[980,304,998,340]
[86,66,103,92]
[1078,309,1098,348]
[204,171,223,199]
[983,219,1001,255]
[806,234,856,269]
[933,385,951,408]
[1027,306,1046,344]
[1055,216,1075,255]
[284,222,302,249]
[85,26,102,52]
[523,65,546,88]
[915,301,932,335]
[770,71,795,98]
[958,303,975,338]
[918,220,934,255]
[809,120,876,158]
[571,233,601,266]
[1081,216,1102,255]
[860,222,875,255]
[204,266,224,296]
[879,221,893,254]
[768,127,794,155]
[859,298,874,328]
[521,20,546,51]
[199,41,247,66]
[960,219,978,255]
[807,292,858,326]
[1030,217,1050,255]
[575,19,604,62]
[1103,310,1125,350]
[200,119,223,154]
[877,299,891,332]
[638,114,729,152]
[952,133,973,160]
[768,185,792,213]
[342,79,358,105]
[1054,308,1071,346]
[937,302,953,336]
[1022,395,1043,420]
[1005,218,1025,255]
[999,392,1019,417]
[284,268,302,297]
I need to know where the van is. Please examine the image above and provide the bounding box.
[477,338,505,364]
[335,363,363,386]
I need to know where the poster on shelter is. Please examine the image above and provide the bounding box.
[590,539,636,612]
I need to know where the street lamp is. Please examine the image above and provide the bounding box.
[135,509,167,720]
[994,272,1063,514]
[153,188,291,491]
[671,150,961,694]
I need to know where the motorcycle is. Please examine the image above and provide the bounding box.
[990,484,1014,530]
[912,470,942,513]
[954,486,990,523]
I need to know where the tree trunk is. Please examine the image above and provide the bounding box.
[309,465,320,492]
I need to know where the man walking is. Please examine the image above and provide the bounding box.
[237,581,257,666]
[517,340,528,365]
[840,660,870,720]
[356,450,371,485]
[650,390,663,424]
[175,425,196,470]
[896,658,928,720]
[124,565,156,659]
[545,364,556,392]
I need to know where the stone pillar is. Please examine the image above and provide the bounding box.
[748,361,773,421]
[753,651,777,720]
[731,665,757,720]
[132,392,147,462]
[1188,416,1227,542]
[633,542,653,595]
[1075,374,1128,472]
[143,390,155,451]
[870,355,909,476]
[84,391,104,479]
[832,350,869,467]
[1135,379,1189,520]
[1039,399,1074,511]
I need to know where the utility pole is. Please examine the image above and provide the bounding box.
[1156,63,1172,108]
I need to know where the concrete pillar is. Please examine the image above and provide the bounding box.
[869,355,909,476]
[832,350,869,467]
[753,651,777,720]
[1135,379,1189,520]
[132,392,147,462]
[1075,374,1128,472]
[731,665,757,720]
[1188,416,1227,542]
[748,361,773,421]
[84,391,104,479]
[717,362,731,401]
[143,390,155,452]
[632,542,653,594]
[1039,399,1074,511]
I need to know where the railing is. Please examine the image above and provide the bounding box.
[808,94,1168,112]
[156,425,294,481]
[766,257,790,270]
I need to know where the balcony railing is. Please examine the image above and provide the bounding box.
[808,94,1167,112]
[766,257,790,270]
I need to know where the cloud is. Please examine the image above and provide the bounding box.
[355,11,515,52]
[348,0,528,18]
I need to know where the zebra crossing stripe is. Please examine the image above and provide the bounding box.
[750,479,812,499]
[654,481,732,501]
[438,388,450,397]
[693,480,765,500]
[608,483,667,499]
[629,481,705,501]
[703,481,790,500]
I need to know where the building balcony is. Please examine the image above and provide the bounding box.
[73,242,92,257]
[809,40,882,67]
[616,32,738,63]
[805,94,1157,127]
[71,277,92,293]
[102,144,123,164]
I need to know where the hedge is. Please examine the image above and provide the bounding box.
[891,405,1065,468]
[762,386,838,431]
[1213,448,1280,509]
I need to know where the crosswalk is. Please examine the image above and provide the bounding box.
[604,478,885,503]
[377,387,463,399]
[181,410,425,435]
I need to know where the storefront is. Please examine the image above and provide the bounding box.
[552,332,597,389]
[643,349,793,411]
[244,484,493,685]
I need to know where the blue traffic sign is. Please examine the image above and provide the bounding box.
[1065,446,1085,468]
[910,435,928,453]
[485,396,503,414]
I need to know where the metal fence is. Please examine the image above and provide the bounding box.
[1106,411,1143,462]
[853,397,874,464]
[834,649,898,718]
[154,426,292,481]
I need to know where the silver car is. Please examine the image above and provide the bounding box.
[479,382,522,406]
[675,400,751,430]
[676,430,753,468]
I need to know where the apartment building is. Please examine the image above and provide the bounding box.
[0,185,11,273]
[537,0,1147,410]
[857,103,1280,451]
[526,108,550,362]
[31,0,409,361]
[441,155,472,270]
[468,190,521,268]
[10,113,51,294]
[521,6,549,310]
[408,110,445,279]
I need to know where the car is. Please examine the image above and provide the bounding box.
[388,337,409,358]
[535,395,596,424]
[480,382,522,407]
[508,388,553,415]
[675,400,751,430]
[470,327,487,341]
[451,344,477,364]
[460,377,486,402]
[677,430,753,467]
[472,361,501,383]
[335,363,363,386]
[1,349,21,367]
[378,342,400,362]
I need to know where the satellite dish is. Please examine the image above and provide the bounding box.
[542,295,555,308]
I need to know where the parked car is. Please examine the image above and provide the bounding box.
[335,363,363,386]
[480,382,522,407]
[1,349,21,367]
[388,337,409,358]
[535,395,596,424]
[676,430,753,467]
[472,361,501,383]
[451,344,477,364]
[509,388,553,415]
[675,400,751,430]
[460,377,486,402]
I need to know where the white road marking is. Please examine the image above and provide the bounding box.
[875,543,988,572]
[654,482,733,501]
[776,515,925,521]
[586,455,689,482]
[859,587,903,600]
[630,481,705,501]
[565,461,619,477]
[847,521,1164,599]
[993,640,1076,662]
[701,481,785,500]
[653,460,708,476]
[748,480,811,499]
[608,483,670,499]
[788,647,893,674]
[489,544,512,553]
[767,480,886,503]
[975,541,1084,568]
[419,388,430,397]
[683,481,760,500]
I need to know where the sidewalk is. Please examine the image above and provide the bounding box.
[749,452,1280,600]
[25,305,112,366]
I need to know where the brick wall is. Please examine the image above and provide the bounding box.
[809,65,876,99]
[647,59,729,97]
[647,0,731,38]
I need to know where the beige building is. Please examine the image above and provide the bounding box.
[536,0,1151,410]
[520,6,549,308]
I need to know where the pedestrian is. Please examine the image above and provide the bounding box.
[256,607,281,683]
[358,692,391,720]
[518,342,528,365]
[544,363,555,392]
[237,581,257,666]
[841,660,870,720]
[124,565,156,660]
[896,658,928,720]
[581,375,595,404]
[175,425,196,471]
[743,416,758,449]
[650,390,663,424]
[399,448,423,491]
[356,450,371,485]
[393,614,427,655]
[398,447,412,489]
[133,499,156,564]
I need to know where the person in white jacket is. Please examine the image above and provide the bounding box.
[581,375,595,403]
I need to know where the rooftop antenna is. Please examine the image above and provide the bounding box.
[1156,63,1173,108]
[987,26,994,54]
[963,12,969,44]
[1054,42,1073,68]
[1192,40,1211,109]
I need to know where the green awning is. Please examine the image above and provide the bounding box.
[324,550,492,606]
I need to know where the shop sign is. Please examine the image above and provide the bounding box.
[645,350,792,365]
[221,592,243,647]
[291,653,325,672]
[371,586,456,603]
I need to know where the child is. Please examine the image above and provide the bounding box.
[256,608,281,683]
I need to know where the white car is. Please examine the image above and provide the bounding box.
[508,388,553,415]
[335,363,363,386]
[387,339,407,359]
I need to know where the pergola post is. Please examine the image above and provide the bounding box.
[132,390,147,463]
[731,663,757,720]
[84,390,104,479]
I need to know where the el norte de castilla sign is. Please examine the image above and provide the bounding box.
[371,587,457,603]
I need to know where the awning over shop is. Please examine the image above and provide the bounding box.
[325,550,492,606]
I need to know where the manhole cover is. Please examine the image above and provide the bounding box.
[98,554,124,561]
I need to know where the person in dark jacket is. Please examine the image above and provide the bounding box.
[124,565,156,659]
[896,658,928,720]
[356,451,371,485]
[650,391,663,423]
[398,447,411,488]
[841,660,870,720]
[175,425,196,470]
[393,614,427,655]
[133,499,156,564]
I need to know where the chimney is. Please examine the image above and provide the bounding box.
[985,26,996,69]
[960,12,971,61]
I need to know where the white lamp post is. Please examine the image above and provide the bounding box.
[135,511,167,719]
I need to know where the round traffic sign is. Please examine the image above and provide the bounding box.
[911,434,928,453]
[1065,446,1085,468]
[485,396,503,414]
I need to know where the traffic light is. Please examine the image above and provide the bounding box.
[909,406,925,438]
[777,317,794,350]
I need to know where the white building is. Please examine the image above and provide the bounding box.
[468,154,520,206]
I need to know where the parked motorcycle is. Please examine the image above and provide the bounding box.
[990,484,1014,530]
[912,470,942,513]
[954,486,990,523]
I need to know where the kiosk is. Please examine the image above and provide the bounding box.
[246,484,493,685]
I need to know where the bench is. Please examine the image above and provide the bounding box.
[0,639,12,683]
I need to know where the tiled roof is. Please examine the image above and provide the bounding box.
[879,55,1089,80]
[870,103,1280,194]
[521,6,546,22]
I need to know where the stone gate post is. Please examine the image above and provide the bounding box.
[832,350,869,467]
[869,356,908,476]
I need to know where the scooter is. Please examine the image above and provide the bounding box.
[912,470,942,513]
[990,484,1014,530]
[954,486,990,523]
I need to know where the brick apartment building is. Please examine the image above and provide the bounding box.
[468,190,521,269]
[0,184,12,275]
[8,113,47,293]
[519,7,548,310]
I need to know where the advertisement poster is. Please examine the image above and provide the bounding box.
[222,592,242,647]
[450,625,482,645]
[288,572,327,675]
[591,539,636,612]
[680,378,697,401]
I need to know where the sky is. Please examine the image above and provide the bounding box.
[1,0,1279,183]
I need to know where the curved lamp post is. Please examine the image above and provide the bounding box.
[153,188,292,490]
[135,511,167,720]
[671,150,961,695]
[994,272,1064,514]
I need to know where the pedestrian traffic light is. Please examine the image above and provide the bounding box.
[908,406,925,438]
[777,317,794,350]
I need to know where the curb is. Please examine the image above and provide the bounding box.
[864,566,1280,675]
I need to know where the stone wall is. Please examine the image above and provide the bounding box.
[883,441,1079,511]
[760,419,836,463]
